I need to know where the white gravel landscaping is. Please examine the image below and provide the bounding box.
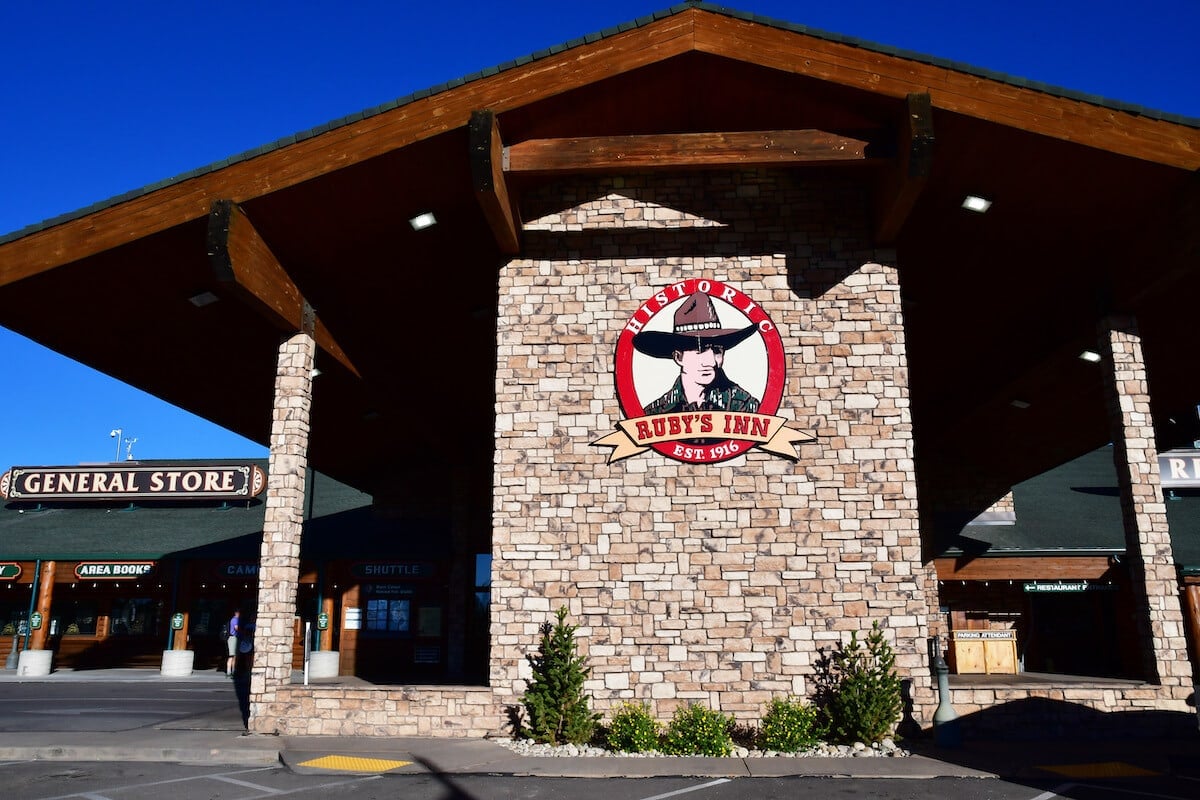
[494,738,910,758]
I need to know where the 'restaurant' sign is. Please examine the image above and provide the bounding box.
[0,464,266,502]
[1160,450,1200,488]
[595,279,814,464]
[75,561,155,579]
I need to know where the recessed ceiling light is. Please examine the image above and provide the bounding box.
[408,211,437,230]
[188,291,219,307]
[961,195,992,213]
[1079,350,1102,363]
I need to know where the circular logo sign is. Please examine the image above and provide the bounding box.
[612,278,786,464]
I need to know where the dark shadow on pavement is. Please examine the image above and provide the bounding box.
[905,698,1200,799]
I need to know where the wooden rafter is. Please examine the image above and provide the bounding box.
[1,7,1196,288]
[505,130,877,175]
[469,110,521,255]
[207,200,360,377]
[874,93,934,245]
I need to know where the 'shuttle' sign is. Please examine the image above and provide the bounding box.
[1,464,266,502]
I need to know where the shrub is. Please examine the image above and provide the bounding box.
[520,606,599,745]
[661,703,734,756]
[758,696,823,752]
[606,701,662,752]
[820,621,902,744]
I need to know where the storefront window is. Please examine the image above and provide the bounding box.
[51,599,98,636]
[110,598,163,637]
[1,601,28,637]
[366,597,410,632]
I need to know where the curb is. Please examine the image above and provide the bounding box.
[0,746,281,766]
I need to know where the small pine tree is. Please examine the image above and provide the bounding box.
[821,621,903,744]
[521,606,599,745]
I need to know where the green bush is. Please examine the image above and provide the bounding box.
[520,607,600,745]
[606,701,662,752]
[661,703,734,756]
[821,621,902,744]
[758,696,823,752]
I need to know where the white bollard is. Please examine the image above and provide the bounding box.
[16,649,53,676]
[308,650,340,679]
[160,649,195,677]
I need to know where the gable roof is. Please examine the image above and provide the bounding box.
[3,4,1193,251]
[0,3,1196,527]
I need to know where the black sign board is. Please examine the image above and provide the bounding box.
[1,464,266,502]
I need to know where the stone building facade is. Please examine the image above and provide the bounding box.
[492,171,937,721]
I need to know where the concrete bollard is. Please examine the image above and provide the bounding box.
[308,650,340,678]
[160,649,195,677]
[16,648,53,677]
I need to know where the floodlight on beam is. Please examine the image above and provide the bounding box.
[408,211,437,231]
[961,194,992,213]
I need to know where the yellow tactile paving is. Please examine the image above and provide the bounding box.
[295,754,413,773]
[1039,761,1159,778]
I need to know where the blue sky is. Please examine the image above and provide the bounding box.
[2,1,1197,468]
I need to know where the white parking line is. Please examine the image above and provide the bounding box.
[1028,786,1073,800]
[638,778,732,800]
[1071,785,1200,800]
[208,773,284,793]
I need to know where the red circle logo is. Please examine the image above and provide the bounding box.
[613,279,785,464]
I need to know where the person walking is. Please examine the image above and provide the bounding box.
[226,610,240,676]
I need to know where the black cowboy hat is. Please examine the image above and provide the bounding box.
[632,291,758,359]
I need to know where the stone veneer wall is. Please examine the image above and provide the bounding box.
[248,173,1193,738]
[492,170,937,724]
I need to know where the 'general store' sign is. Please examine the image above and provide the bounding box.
[1,464,266,502]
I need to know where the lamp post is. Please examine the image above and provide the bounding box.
[109,428,122,462]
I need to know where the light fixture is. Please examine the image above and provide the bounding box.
[408,211,437,230]
[961,195,992,213]
[1010,399,1031,409]
[1079,350,1102,363]
[188,291,219,307]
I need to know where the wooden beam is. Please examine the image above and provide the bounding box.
[874,93,933,245]
[934,556,1114,581]
[207,201,360,377]
[691,12,1199,169]
[505,130,877,175]
[469,110,521,255]
[3,8,1196,291]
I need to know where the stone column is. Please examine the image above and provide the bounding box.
[249,331,316,730]
[1099,316,1191,687]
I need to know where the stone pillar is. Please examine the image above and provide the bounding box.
[1099,316,1191,687]
[249,331,316,731]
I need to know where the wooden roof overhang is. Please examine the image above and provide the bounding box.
[0,5,1197,524]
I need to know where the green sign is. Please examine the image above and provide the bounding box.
[0,563,20,580]
[29,611,43,630]
[317,612,329,631]
[171,613,185,631]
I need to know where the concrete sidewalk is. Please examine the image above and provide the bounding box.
[0,667,1196,781]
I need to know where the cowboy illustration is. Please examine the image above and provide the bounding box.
[633,291,761,415]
